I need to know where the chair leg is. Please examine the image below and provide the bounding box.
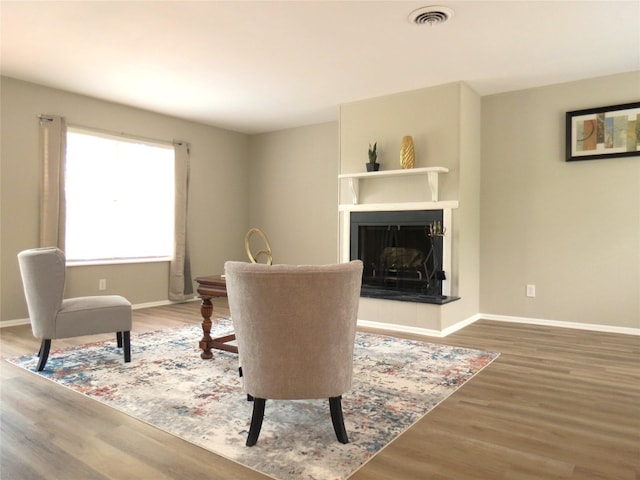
[36,339,51,372]
[116,331,123,348]
[329,396,349,444]
[123,331,131,363]
[246,398,266,446]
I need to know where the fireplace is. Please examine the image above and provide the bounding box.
[350,210,458,304]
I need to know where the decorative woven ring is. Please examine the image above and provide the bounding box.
[245,228,273,265]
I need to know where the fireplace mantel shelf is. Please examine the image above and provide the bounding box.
[338,167,449,204]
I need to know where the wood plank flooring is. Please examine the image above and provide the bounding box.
[1,300,638,480]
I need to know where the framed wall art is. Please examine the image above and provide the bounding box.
[565,102,640,162]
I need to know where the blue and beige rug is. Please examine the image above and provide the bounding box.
[8,319,498,480]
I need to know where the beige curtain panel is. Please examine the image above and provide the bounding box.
[169,141,193,301]
[39,115,67,250]
[39,115,192,301]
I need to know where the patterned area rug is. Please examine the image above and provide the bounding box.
[8,320,498,480]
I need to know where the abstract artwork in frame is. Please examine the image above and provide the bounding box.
[566,102,640,161]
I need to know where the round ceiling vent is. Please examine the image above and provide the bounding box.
[409,6,454,26]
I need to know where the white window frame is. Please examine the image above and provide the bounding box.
[64,127,175,265]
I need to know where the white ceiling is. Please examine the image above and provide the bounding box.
[2,1,639,134]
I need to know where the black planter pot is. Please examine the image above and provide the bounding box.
[366,162,380,172]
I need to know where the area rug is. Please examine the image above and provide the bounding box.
[8,319,498,480]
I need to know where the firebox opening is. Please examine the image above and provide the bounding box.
[350,210,459,305]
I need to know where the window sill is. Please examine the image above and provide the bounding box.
[67,256,172,267]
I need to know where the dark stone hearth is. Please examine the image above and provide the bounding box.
[360,285,460,305]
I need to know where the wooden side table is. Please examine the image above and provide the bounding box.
[195,275,238,359]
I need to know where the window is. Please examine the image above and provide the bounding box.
[65,128,174,263]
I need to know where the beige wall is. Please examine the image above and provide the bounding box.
[248,122,339,265]
[3,72,638,331]
[1,77,250,322]
[442,83,481,329]
[480,71,640,329]
[339,82,460,203]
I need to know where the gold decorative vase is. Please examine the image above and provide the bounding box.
[400,136,415,169]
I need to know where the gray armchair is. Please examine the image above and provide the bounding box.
[224,260,363,446]
[17,247,132,371]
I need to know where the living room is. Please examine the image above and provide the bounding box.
[0,2,638,478]
[2,2,638,333]
[2,73,638,333]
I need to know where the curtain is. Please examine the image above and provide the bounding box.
[39,115,67,249]
[169,141,193,301]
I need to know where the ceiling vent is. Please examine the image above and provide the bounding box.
[409,6,454,26]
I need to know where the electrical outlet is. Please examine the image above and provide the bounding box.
[99,279,107,291]
[526,284,536,297]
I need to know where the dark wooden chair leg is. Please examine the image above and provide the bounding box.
[116,331,123,348]
[329,396,349,444]
[246,398,266,446]
[123,331,131,363]
[36,339,51,372]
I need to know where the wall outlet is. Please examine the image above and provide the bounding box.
[526,284,536,297]
[99,279,107,291]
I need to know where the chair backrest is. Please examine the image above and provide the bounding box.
[224,260,363,400]
[17,247,66,339]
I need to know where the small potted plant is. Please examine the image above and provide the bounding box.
[367,142,379,172]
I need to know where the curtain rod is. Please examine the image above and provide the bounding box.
[68,123,180,147]
[38,115,187,147]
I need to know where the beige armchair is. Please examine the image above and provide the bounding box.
[224,260,363,446]
[17,247,132,371]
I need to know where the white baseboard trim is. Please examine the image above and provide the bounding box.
[357,312,639,337]
[132,299,180,310]
[357,314,482,338]
[0,298,199,328]
[0,317,30,328]
[132,297,200,310]
[4,304,637,337]
[441,314,484,336]
[480,313,640,336]
[357,319,444,338]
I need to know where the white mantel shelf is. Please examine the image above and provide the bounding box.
[338,166,449,204]
[339,200,459,212]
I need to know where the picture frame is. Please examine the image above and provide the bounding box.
[565,102,640,162]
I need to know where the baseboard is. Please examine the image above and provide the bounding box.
[0,298,199,328]
[0,317,30,328]
[135,297,200,310]
[356,319,444,337]
[131,299,194,310]
[4,304,637,337]
[480,313,640,336]
[441,314,483,336]
[357,312,639,338]
[357,314,482,338]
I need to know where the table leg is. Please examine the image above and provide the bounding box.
[199,297,213,359]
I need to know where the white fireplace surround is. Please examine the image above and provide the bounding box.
[337,166,462,335]
[339,200,459,297]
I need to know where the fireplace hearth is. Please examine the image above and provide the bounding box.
[350,210,459,305]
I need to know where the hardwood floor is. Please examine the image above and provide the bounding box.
[1,300,638,480]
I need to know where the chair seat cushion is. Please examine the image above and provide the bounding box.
[55,295,131,339]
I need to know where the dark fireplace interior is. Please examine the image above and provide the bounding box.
[350,210,458,305]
